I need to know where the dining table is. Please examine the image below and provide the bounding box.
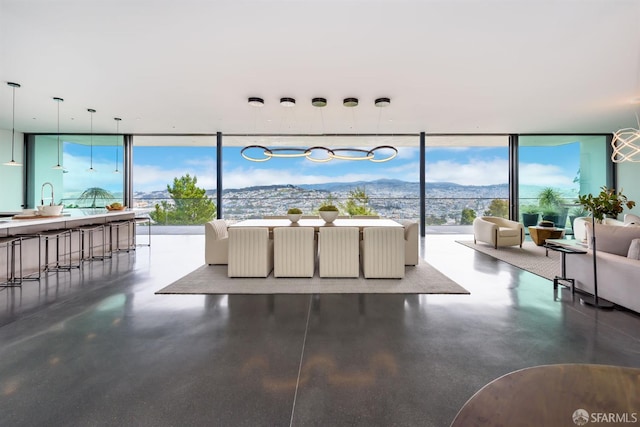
[228,218,403,231]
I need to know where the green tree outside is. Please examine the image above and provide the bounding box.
[341,187,375,216]
[150,174,217,225]
[460,208,476,225]
[484,199,509,218]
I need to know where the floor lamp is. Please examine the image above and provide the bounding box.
[579,215,614,309]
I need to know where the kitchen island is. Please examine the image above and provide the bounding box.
[1,209,136,280]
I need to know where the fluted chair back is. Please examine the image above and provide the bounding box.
[360,227,405,278]
[228,227,273,277]
[318,227,360,278]
[273,227,316,278]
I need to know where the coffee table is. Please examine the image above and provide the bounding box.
[528,226,565,246]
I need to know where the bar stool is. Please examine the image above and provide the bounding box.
[40,228,81,272]
[1,235,42,286]
[133,216,151,247]
[109,219,134,253]
[76,223,111,261]
[1,236,21,287]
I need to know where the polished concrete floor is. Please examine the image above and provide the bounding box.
[1,234,640,427]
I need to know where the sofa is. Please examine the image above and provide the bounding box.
[564,216,640,313]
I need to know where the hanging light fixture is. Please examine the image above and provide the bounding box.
[4,82,22,166]
[611,111,640,163]
[113,118,121,173]
[52,97,65,170]
[87,108,96,172]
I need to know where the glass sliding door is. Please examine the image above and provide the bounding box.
[424,135,509,232]
[222,135,419,221]
[518,135,608,233]
[132,135,217,232]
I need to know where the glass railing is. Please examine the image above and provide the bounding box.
[130,196,508,226]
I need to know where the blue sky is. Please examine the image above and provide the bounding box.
[62,142,581,194]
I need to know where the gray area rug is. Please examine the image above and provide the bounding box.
[156,261,470,295]
[457,240,560,280]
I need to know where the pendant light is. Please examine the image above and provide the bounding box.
[4,82,22,166]
[113,118,121,173]
[52,97,64,169]
[87,108,96,172]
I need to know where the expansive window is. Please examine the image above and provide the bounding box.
[28,134,124,210]
[222,135,419,221]
[424,135,509,229]
[132,136,217,227]
[518,135,608,232]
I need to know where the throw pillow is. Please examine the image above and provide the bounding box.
[628,239,640,260]
[624,213,640,225]
[585,222,640,256]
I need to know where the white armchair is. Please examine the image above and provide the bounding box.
[228,227,274,277]
[318,227,360,278]
[205,219,229,265]
[273,227,316,278]
[399,220,419,266]
[360,227,405,278]
[473,216,524,249]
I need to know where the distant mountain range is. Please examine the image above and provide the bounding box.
[131,178,576,201]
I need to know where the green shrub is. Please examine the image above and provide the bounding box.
[287,208,302,214]
[319,205,338,212]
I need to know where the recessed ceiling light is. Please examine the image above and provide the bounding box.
[343,97,358,107]
[312,97,327,107]
[375,97,391,107]
[248,97,264,107]
[280,97,296,107]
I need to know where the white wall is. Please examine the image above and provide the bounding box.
[618,162,640,216]
[0,128,25,212]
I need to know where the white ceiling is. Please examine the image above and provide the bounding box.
[1,0,640,137]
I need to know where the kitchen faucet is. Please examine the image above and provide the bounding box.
[41,182,55,206]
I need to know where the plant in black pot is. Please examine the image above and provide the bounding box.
[537,187,565,227]
[521,204,539,227]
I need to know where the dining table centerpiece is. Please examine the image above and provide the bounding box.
[319,204,339,223]
[287,207,302,223]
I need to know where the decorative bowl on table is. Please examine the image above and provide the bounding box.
[106,204,126,211]
[319,210,339,224]
[287,213,302,223]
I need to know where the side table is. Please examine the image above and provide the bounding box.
[543,240,587,294]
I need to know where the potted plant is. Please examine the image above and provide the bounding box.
[318,204,339,223]
[576,186,636,222]
[541,207,560,227]
[287,207,302,223]
[521,204,539,227]
[569,206,588,231]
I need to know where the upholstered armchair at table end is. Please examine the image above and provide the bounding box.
[473,216,524,249]
[399,220,419,266]
[205,219,229,265]
[228,227,274,278]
